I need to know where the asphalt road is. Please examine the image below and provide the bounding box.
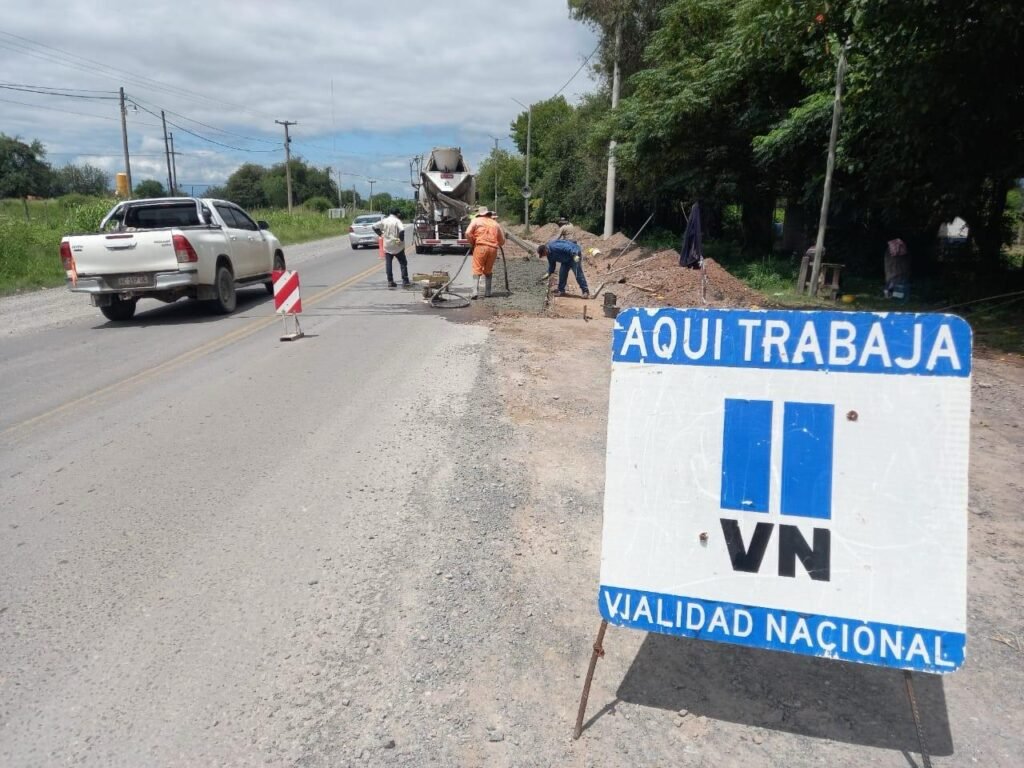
[0,236,501,765]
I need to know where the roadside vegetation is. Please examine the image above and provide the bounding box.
[0,196,352,295]
[483,1,1024,351]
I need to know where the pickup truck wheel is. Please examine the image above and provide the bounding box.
[265,253,286,295]
[100,297,137,322]
[210,265,237,314]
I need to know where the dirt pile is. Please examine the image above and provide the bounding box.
[597,253,767,309]
[507,221,767,311]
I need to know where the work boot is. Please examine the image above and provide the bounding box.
[471,275,481,300]
[484,275,493,298]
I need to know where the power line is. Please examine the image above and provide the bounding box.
[553,41,601,99]
[0,95,120,121]
[129,100,278,153]
[0,82,118,94]
[46,151,169,157]
[0,31,277,120]
[127,94,279,145]
[0,83,118,99]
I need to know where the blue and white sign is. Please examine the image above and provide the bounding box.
[599,308,972,673]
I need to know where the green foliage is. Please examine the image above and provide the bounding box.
[0,195,352,293]
[588,0,1024,264]
[302,196,333,213]
[505,93,614,230]
[224,163,268,208]
[57,193,98,210]
[568,0,673,100]
[133,179,166,198]
[370,195,416,220]
[51,163,110,197]
[0,134,52,215]
[249,207,350,246]
[476,149,527,222]
[220,159,339,209]
[0,196,116,292]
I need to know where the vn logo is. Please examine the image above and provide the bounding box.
[719,399,834,581]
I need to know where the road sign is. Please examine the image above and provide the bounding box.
[521,185,532,199]
[272,270,302,315]
[599,307,972,674]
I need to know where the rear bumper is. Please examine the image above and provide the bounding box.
[69,270,199,295]
[349,233,379,246]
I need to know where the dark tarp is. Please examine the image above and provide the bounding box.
[680,202,703,268]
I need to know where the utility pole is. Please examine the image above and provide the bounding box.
[368,179,377,212]
[336,169,343,208]
[809,45,848,296]
[275,120,297,212]
[410,155,422,206]
[168,132,179,195]
[119,87,133,196]
[602,17,623,239]
[489,136,501,215]
[512,98,532,234]
[352,184,357,212]
[161,110,173,197]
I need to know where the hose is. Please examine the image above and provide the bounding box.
[427,248,472,309]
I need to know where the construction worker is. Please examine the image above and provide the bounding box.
[465,206,505,299]
[537,239,590,298]
[373,208,409,288]
[555,216,578,242]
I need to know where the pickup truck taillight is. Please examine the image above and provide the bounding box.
[59,241,74,270]
[172,234,198,263]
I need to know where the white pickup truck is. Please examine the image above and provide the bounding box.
[61,197,286,321]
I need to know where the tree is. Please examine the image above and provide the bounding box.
[133,179,166,198]
[568,0,672,100]
[597,0,1024,266]
[476,149,527,221]
[52,163,110,197]
[0,134,53,220]
[511,97,575,188]
[224,163,268,209]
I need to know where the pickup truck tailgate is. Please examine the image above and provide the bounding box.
[68,232,181,275]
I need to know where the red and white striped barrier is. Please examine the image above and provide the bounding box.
[272,270,302,315]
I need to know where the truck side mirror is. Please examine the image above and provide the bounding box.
[257,220,270,230]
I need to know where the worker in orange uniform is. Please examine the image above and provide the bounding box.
[465,206,505,299]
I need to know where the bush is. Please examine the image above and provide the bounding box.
[302,196,333,213]
[57,193,98,210]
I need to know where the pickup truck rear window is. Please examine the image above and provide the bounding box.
[123,203,201,229]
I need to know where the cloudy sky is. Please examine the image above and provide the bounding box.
[1,1,599,198]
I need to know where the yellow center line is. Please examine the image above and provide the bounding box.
[2,261,383,437]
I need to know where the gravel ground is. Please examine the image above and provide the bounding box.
[4,227,1021,766]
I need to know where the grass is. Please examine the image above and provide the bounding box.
[249,207,351,246]
[699,238,1024,355]
[0,197,352,295]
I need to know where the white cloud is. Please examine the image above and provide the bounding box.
[0,0,599,196]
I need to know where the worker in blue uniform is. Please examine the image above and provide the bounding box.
[537,239,590,298]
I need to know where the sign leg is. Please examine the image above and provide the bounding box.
[572,619,608,740]
[902,671,932,768]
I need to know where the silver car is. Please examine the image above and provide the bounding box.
[348,213,384,250]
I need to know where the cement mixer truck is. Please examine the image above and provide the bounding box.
[413,147,477,254]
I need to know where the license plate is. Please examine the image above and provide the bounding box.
[113,274,153,288]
